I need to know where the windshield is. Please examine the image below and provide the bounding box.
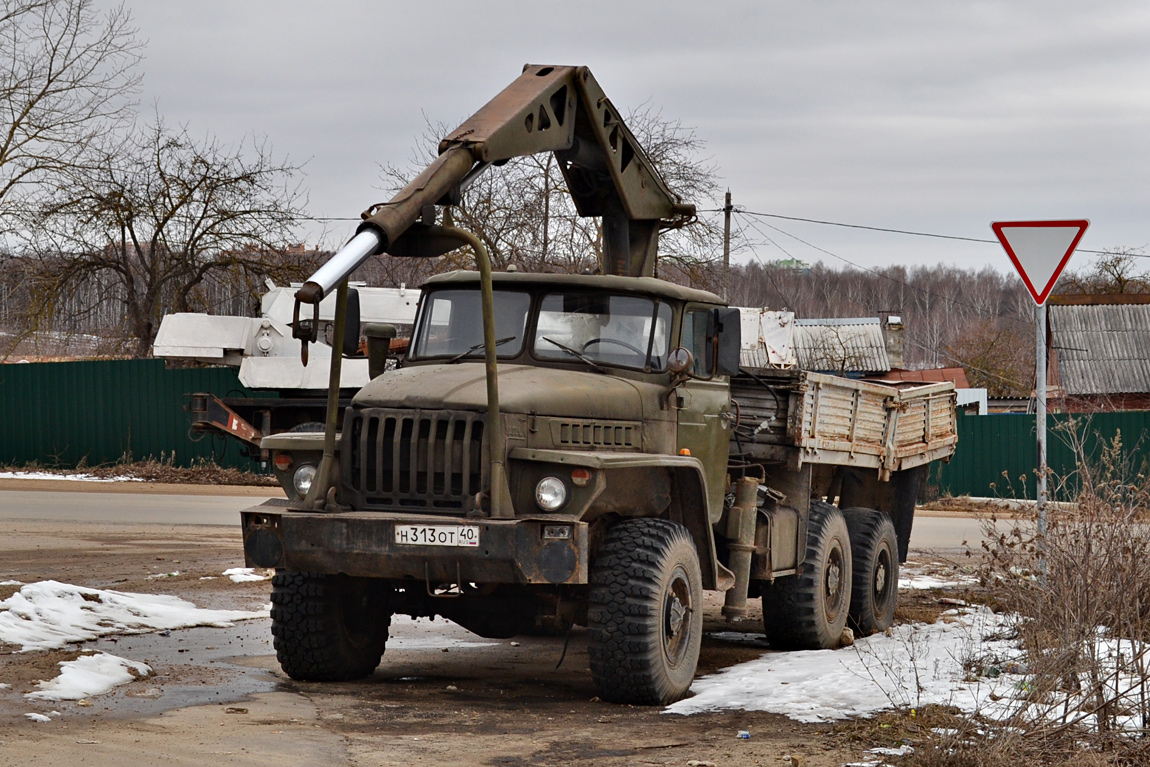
[533,292,672,371]
[410,289,530,360]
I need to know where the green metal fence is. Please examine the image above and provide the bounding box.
[932,412,1150,500]
[0,359,267,470]
[4,359,1148,494]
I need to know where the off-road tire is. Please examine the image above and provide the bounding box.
[842,508,899,636]
[270,571,390,682]
[587,518,703,705]
[761,501,852,650]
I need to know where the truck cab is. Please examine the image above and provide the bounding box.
[346,270,731,525]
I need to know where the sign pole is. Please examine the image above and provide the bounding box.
[1035,302,1047,541]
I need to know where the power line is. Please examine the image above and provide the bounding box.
[729,224,1033,393]
[735,212,1035,328]
[739,209,995,245]
[709,208,1145,258]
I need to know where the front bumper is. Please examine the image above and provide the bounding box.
[241,499,589,585]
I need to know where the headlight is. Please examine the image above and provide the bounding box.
[292,464,317,498]
[535,476,568,511]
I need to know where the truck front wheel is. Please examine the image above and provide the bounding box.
[587,518,703,705]
[842,508,899,636]
[270,571,390,682]
[761,501,852,650]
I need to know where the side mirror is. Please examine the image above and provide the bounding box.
[342,288,361,357]
[364,323,397,379]
[710,307,742,377]
[667,347,694,375]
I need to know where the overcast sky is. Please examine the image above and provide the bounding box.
[129,1,1149,275]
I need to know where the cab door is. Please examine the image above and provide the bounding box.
[675,305,733,525]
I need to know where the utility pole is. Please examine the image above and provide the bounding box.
[722,190,732,302]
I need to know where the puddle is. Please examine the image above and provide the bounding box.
[3,618,279,719]
[7,614,531,719]
[85,618,277,716]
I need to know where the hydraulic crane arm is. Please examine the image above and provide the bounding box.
[295,64,695,308]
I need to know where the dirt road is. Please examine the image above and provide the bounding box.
[0,482,964,767]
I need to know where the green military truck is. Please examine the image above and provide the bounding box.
[240,65,958,705]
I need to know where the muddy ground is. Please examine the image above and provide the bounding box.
[0,488,974,767]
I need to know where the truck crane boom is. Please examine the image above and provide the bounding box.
[294,64,695,309]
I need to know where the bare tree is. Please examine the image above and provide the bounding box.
[1058,248,1150,294]
[376,107,725,286]
[22,117,311,357]
[0,0,141,231]
[943,318,1033,397]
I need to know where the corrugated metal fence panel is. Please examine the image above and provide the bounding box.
[0,360,268,469]
[933,412,1150,500]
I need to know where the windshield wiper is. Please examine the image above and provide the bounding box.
[540,336,605,373]
[448,336,516,363]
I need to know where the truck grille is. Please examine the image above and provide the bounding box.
[342,408,486,512]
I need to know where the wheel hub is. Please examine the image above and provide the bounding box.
[663,570,693,663]
[874,560,888,596]
[667,595,686,636]
[825,562,842,602]
[823,544,846,622]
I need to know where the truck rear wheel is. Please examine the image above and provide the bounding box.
[761,501,852,650]
[842,508,899,636]
[270,571,390,682]
[587,518,703,705]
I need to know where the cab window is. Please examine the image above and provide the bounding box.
[681,307,715,376]
[410,289,531,360]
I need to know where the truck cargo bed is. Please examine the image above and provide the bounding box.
[730,369,957,478]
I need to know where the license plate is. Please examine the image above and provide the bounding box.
[394,524,480,547]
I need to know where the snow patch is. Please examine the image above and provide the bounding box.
[387,615,500,649]
[897,560,977,591]
[223,568,270,583]
[0,580,268,652]
[898,574,976,590]
[870,745,914,757]
[24,712,52,723]
[668,607,1025,722]
[0,580,23,586]
[0,471,140,483]
[26,652,150,701]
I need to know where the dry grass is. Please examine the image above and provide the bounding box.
[3,456,277,486]
[842,425,1150,765]
[931,426,1150,765]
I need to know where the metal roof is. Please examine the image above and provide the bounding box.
[793,318,890,374]
[1050,303,1150,395]
[795,317,880,327]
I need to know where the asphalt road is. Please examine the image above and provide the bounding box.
[0,485,277,526]
[0,482,988,551]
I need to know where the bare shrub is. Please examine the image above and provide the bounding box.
[969,423,1150,761]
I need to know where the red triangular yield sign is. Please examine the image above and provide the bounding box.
[991,220,1089,305]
